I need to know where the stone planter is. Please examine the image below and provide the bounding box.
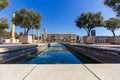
[83,36,95,44]
[108,36,120,44]
[19,35,32,44]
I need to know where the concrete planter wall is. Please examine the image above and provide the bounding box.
[83,36,95,44]
[19,35,32,44]
[0,44,48,63]
[64,44,120,63]
[108,36,120,44]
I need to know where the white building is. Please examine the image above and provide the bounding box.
[42,33,77,42]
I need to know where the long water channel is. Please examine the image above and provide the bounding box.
[17,43,83,64]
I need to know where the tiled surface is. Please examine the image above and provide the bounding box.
[85,64,120,80]
[0,64,120,80]
[25,65,98,80]
[0,64,37,80]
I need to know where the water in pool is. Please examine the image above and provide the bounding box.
[18,43,82,64]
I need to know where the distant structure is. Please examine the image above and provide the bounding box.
[43,27,47,42]
[10,12,16,43]
[95,36,109,43]
[76,35,80,43]
[42,33,77,43]
[91,30,96,36]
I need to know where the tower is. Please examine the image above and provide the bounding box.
[10,12,16,43]
[43,27,47,42]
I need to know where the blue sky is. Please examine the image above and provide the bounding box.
[0,0,119,36]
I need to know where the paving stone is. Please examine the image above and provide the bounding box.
[85,64,120,80]
[25,64,98,80]
[0,64,36,80]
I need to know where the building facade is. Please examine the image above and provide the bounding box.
[42,33,77,42]
[78,36,110,43]
[95,36,109,43]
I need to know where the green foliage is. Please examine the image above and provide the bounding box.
[0,17,9,36]
[12,8,42,35]
[0,0,10,10]
[105,18,120,36]
[75,12,104,36]
[3,31,19,39]
[19,32,23,36]
[0,17,9,29]
[104,0,120,17]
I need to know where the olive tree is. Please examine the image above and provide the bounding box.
[75,12,104,36]
[104,0,120,17]
[105,18,120,36]
[0,0,10,10]
[12,8,42,35]
[0,17,9,36]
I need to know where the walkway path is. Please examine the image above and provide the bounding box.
[0,64,119,80]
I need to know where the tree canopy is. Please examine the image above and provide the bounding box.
[12,8,42,35]
[0,17,9,29]
[0,17,9,36]
[0,0,10,37]
[105,18,120,36]
[104,0,120,17]
[75,12,104,36]
[0,0,10,10]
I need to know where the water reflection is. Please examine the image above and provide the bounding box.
[47,46,68,53]
[25,44,82,64]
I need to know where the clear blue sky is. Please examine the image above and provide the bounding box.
[0,0,119,36]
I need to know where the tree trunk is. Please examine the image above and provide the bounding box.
[24,28,28,35]
[111,30,115,37]
[25,27,30,35]
[37,29,40,41]
[0,29,4,36]
[87,30,91,36]
[32,28,35,43]
[84,28,91,36]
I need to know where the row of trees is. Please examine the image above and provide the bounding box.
[0,0,10,10]
[0,0,42,39]
[0,18,9,36]
[4,31,19,39]
[104,0,120,36]
[75,12,120,37]
[104,0,120,17]
[12,8,42,35]
[0,0,10,38]
[76,0,120,37]
[76,12,104,36]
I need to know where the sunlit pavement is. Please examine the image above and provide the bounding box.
[0,64,119,80]
[0,44,120,80]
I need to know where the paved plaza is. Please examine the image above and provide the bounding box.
[0,44,120,80]
[0,64,119,80]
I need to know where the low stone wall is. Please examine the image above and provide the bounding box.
[64,44,120,63]
[83,36,95,44]
[108,36,120,44]
[19,35,32,44]
[0,44,48,63]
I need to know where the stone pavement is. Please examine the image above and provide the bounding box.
[0,64,119,80]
